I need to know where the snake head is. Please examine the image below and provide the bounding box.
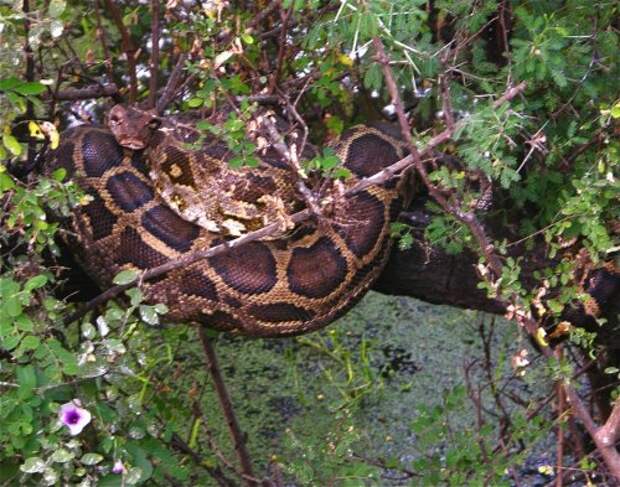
[107,104,161,150]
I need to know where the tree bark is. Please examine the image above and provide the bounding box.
[373,199,620,345]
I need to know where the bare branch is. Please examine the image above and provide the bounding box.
[169,433,237,487]
[52,83,118,101]
[148,0,161,110]
[104,0,138,102]
[198,331,258,487]
[156,53,187,114]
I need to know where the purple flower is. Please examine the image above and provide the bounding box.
[112,460,127,474]
[58,400,91,436]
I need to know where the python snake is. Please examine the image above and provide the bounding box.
[48,106,411,337]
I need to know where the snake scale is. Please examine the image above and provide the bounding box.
[48,106,411,337]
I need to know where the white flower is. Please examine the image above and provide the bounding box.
[58,400,91,436]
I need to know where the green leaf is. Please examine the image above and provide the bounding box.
[15,315,33,332]
[611,102,620,119]
[113,269,139,285]
[48,0,66,17]
[25,275,47,292]
[16,365,37,398]
[3,335,20,351]
[6,298,23,318]
[0,172,15,192]
[19,457,46,474]
[126,287,143,306]
[19,335,41,351]
[3,133,22,156]
[0,77,21,91]
[52,168,66,181]
[13,82,46,96]
[187,97,204,108]
[50,448,75,463]
[98,475,123,487]
[80,453,104,466]
[139,305,160,326]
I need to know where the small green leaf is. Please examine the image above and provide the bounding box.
[6,298,23,318]
[14,82,46,96]
[126,287,143,306]
[0,172,15,192]
[0,77,21,91]
[16,365,37,397]
[15,315,34,332]
[20,335,41,351]
[80,453,104,466]
[611,102,620,119]
[113,269,139,285]
[3,335,20,350]
[331,167,352,180]
[50,448,75,463]
[48,0,66,18]
[20,457,46,474]
[3,133,22,156]
[187,97,204,108]
[52,168,66,181]
[25,275,47,292]
[139,305,160,326]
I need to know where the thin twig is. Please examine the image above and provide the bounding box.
[197,330,257,487]
[148,0,160,110]
[156,53,187,114]
[170,433,237,487]
[94,0,114,81]
[23,0,36,167]
[556,348,565,487]
[373,36,506,278]
[104,0,138,101]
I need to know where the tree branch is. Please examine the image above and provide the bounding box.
[51,83,119,101]
[156,53,187,114]
[148,0,160,110]
[104,0,138,102]
[198,331,257,487]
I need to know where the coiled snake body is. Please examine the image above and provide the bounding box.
[49,107,411,337]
